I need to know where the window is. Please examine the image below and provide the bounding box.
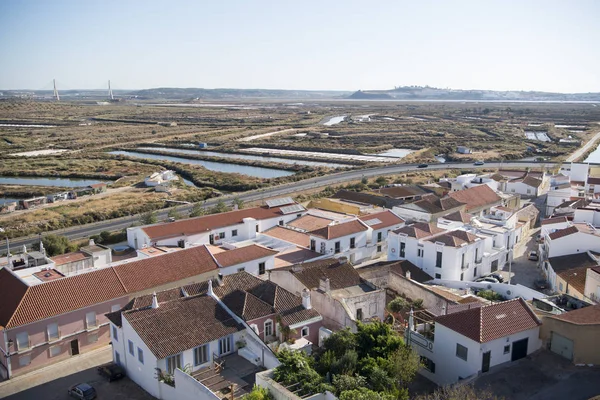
[16,332,29,350]
[256,225,259,232]
[111,304,121,312]
[86,311,97,329]
[279,220,284,226]
[460,273,464,281]
[377,232,383,242]
[475,248,480,262]
[264,320,273,337]
[258,262,266,275]
[219,336,232,355]
[334,241,341,253]
[115,352,121,365]
[456,344,468,361]
[19,354,31,367]
[474,267,477,277]
[128,340,134,356]
[219,232,225,239]
[461,253,465,268]
[435,273,441,279]
[400,242,405,258]
[301,327,309,337]
[138,348,144,364]
[112,326,118,342]
[194,344,209,366]
[420,356,436,373]
[350,237,356,249]
[166,354,182,374]
[377,245,382,253]
[356,308,363,321]
[370,302,378,315]
[88,333,98,344]
[435,251,442,268]
[47,323,59,341]
[418,249,424,258]
[232,229,238,237]
[504,345,510,354]
[237,267,245,272]
[49,346,61,358]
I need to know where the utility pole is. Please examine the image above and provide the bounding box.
[53,79,60,101]
[108,80,114,100]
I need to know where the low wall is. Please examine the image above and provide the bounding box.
[430,279,546,300]
[160,368,219,400]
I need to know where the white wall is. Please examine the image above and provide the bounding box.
[430,279,546,300]
[392,206,432,223]
[504,181,539,197]
[309,230,368,257]
[584,269,600,302]
[547,232,600,258]
[160,368,220,400]
[218,255,275,277]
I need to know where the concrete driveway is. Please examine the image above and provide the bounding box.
[498,227,546,290]
[473,350,600,400]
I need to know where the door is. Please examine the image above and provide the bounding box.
[482,351,491,373]
[550,332,573,361]
[70,339,80,356]
[219,335,232,356]
[310,239,316,251]
[511,338,528,361]
[209,234,214,245]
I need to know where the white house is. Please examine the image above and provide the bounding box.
[358,210,405,257]
[307,219,370,264]
[544,252,598,299]
[542,223,600,259]
[209,244,278,276]
[407,298,542,386]
[391,195,465,223]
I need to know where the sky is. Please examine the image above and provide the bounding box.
[0,0,599,92]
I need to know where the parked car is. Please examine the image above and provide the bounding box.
[68,383,97,400]
[475,276,500,284]
[474,160,485,166]
[417,164,429,168]
[97,362,126,382]
[487,273,505,283]
[534,279,548,290]
[528,251,539,261]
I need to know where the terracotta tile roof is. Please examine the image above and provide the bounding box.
[113,245,218,292]
[263,226,311,247]
[458,296,485,304]
[124,295,243,359]
[32,269,65,282]
[541,216,568,225]
[0,268,29,329]
[497,169,527,179]
[213,245,278,268]
[309,219,368,240]
[550,305,600,325]
[359,210,404,230]
[404,195,464,214]
[394,222,445,239]
[557,266,588,295]
[515,204,539,222]
[280,258,362,290]
[448,185,502,212]
[548,226,579,240]
[435,298,541,343]
[142,205,295,240]
[428,230,479,247]
[332,189,404,208]
[288,215,333,232]
[50,251,89,266]
[357,260,433,284]
[587,177,600,185]
[426,286,464,302]
[522,176,543,188]
[377,186,428,199]
[442,210,472,223]
[591,266,600,275]
[556,198,590,210]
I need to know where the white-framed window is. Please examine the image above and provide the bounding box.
[49,345,61,358]
[47,323,60,341]
[86,311,97,329]
[138,348,144,364]
[504,345,510,354]
[219,232,225,239]
[194,344,209,366]
[237,267,245,272]
[258,262,266,275]
[88,332,98,344]
[166,354,182,374]
[232,229,238,237]
[19,354,31,367]
[435,273,441,279]
[264,320,273,337]
[128,340,134,356]
[219,336,232,356]
[112,326,118,342]
[16,332,29,350]
[456,343,468,361]
[111,304,121,312]
[301,327,309,337]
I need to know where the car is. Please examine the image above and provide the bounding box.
[475,276,500,284]
[528,251,539,261]
[474,160,485,166]
[534,279,548,290]
[68,383,97,400]
[487,273,504,283]
[97,362,126,382]
[417,164,429,168]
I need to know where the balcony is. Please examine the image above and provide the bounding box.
[475,259,483,265]
[191,353,264,398]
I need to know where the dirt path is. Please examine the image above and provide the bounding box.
[566,129,600,162]
[237,127,297,142]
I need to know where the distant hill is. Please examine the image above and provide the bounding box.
[127,87,351,100]
[348,86,600,101]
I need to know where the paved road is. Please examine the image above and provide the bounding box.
[566,130,600,162]
[0,161,565,254]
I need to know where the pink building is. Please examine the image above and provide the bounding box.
[0,245,220,380]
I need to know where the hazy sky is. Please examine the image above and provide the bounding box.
[1,0,598,92]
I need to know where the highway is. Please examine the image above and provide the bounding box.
[0,161,563,254]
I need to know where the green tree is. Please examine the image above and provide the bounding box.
[388,345,422,388]
[322,328,357,358]
[361,176,368,185]
[355,322,403,360]
[39,234,76,256]
[140,210,158,225]
[413,385,503,400]
[232,197,245,210]
[339,387,399,400]
[332,374,367,394]
[189,202,206,218]
[388,297,408,313]
[210,199,230,214]
[241,385,273,400]
[168,208,181,220]
[375,176,389,186]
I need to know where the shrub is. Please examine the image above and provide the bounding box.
[241,385,273,400]
[388,297,408,313]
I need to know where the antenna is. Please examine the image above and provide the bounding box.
[108,80,114,100]
[53,79,60,101]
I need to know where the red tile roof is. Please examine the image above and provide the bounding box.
[541,216,568,225]
[50,251,90,266]
[548,226,579,240]
[442,210,472,223]
[394,222,445,239]
[279,258,363,290]
[428,230,479,247]
[288,215,333,231]
[263,226,310,247]
[309,219,368,240]
[142,205,294,240]
[550,305,600,325]
[448,185,502,212]
[0,268,29,330]
[213,245,278,268]
[359,210,404,230]
[557,266,588,295]
[435,298,541,343]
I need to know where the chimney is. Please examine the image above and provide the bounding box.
[217,273,224,286]
[40,241,46,256]
[22,245,27,255]
[442,303,447,316]
[207,279,214,296]
[301,288,312,309]
[151,292,159,309]
[89,239,95,246]
[405,270,411,280]
[319,277,330,293]
[181,287,189,297]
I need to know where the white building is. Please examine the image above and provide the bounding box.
[391,194,465,223]
[210,244,277,276]
[144,170,179,187]
[407,298,542,386]
[307,219,371,264]
[358,210,405,256]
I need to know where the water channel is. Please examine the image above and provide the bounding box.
[109,151,294,178]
